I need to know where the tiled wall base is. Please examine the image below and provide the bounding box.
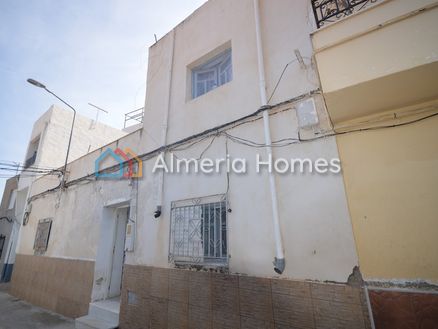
[120,265,372,329]
[10,254,94,318]
[369,289,438,329]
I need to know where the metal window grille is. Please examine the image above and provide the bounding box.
[33,218,52,254]
[311,0,380,28]
[169,194,228,267]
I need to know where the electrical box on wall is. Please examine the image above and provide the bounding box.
[124,220,135,252]
[297,97,319,129]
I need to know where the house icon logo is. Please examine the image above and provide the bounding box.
[95,147,143,179]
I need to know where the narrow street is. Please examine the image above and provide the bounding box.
[0,284,74,329]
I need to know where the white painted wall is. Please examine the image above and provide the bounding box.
[17,0,359,283]
[18,105,127,192]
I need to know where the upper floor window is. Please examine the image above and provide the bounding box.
[169,194,228,268]
[192,48,232,99]
[24,136,40,168]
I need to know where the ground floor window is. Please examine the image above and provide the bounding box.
[33,218,52,254]
[169,194,228,267]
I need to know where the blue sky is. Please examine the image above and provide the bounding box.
[0,0,206,199]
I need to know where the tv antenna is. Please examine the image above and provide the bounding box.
[88,103,109,128]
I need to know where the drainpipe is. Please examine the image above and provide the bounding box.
[253,0,285,274]
[155,29,176,218]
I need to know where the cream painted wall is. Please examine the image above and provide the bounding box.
[336,110,438,283]
[312,0,438,123]
[313,0,438,93]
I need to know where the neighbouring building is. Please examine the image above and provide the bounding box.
[8,1,438,329]
[0,176,18,282]
[311,0,438,327]
[4,104,126,285]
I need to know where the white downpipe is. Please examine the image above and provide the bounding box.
[155,29,176,218]
[253,0,285,274]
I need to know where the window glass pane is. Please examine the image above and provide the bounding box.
[206,79,217,93]
[191,48,232,99]
[198,71,215,81]
[219,52,232,86]
[196,82,205,97]
[194,69,216,97]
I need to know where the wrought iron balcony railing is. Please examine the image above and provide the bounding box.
[311,0,379,28]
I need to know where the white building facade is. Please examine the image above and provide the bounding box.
[11,1,375,328]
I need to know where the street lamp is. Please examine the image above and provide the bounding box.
[27,78,76,189]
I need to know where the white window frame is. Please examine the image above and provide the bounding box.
[169,194,228,268]
[192,48,232,99]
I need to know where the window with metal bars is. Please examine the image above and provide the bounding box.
[169,194,228,267]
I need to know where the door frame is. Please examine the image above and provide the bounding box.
[91,198,130,302]
[108,206,128,298]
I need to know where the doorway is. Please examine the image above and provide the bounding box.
[108,207,128,298]
[91,201,130,302]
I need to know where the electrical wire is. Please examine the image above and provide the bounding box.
[0,161,60,171]
[26,92,438,202]
[0,216,13,223]
[267,57,312,104]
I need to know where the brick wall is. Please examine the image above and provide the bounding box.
[10,254,94,318]
[120,265,372,329]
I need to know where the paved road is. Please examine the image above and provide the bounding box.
[0,284,74,329]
